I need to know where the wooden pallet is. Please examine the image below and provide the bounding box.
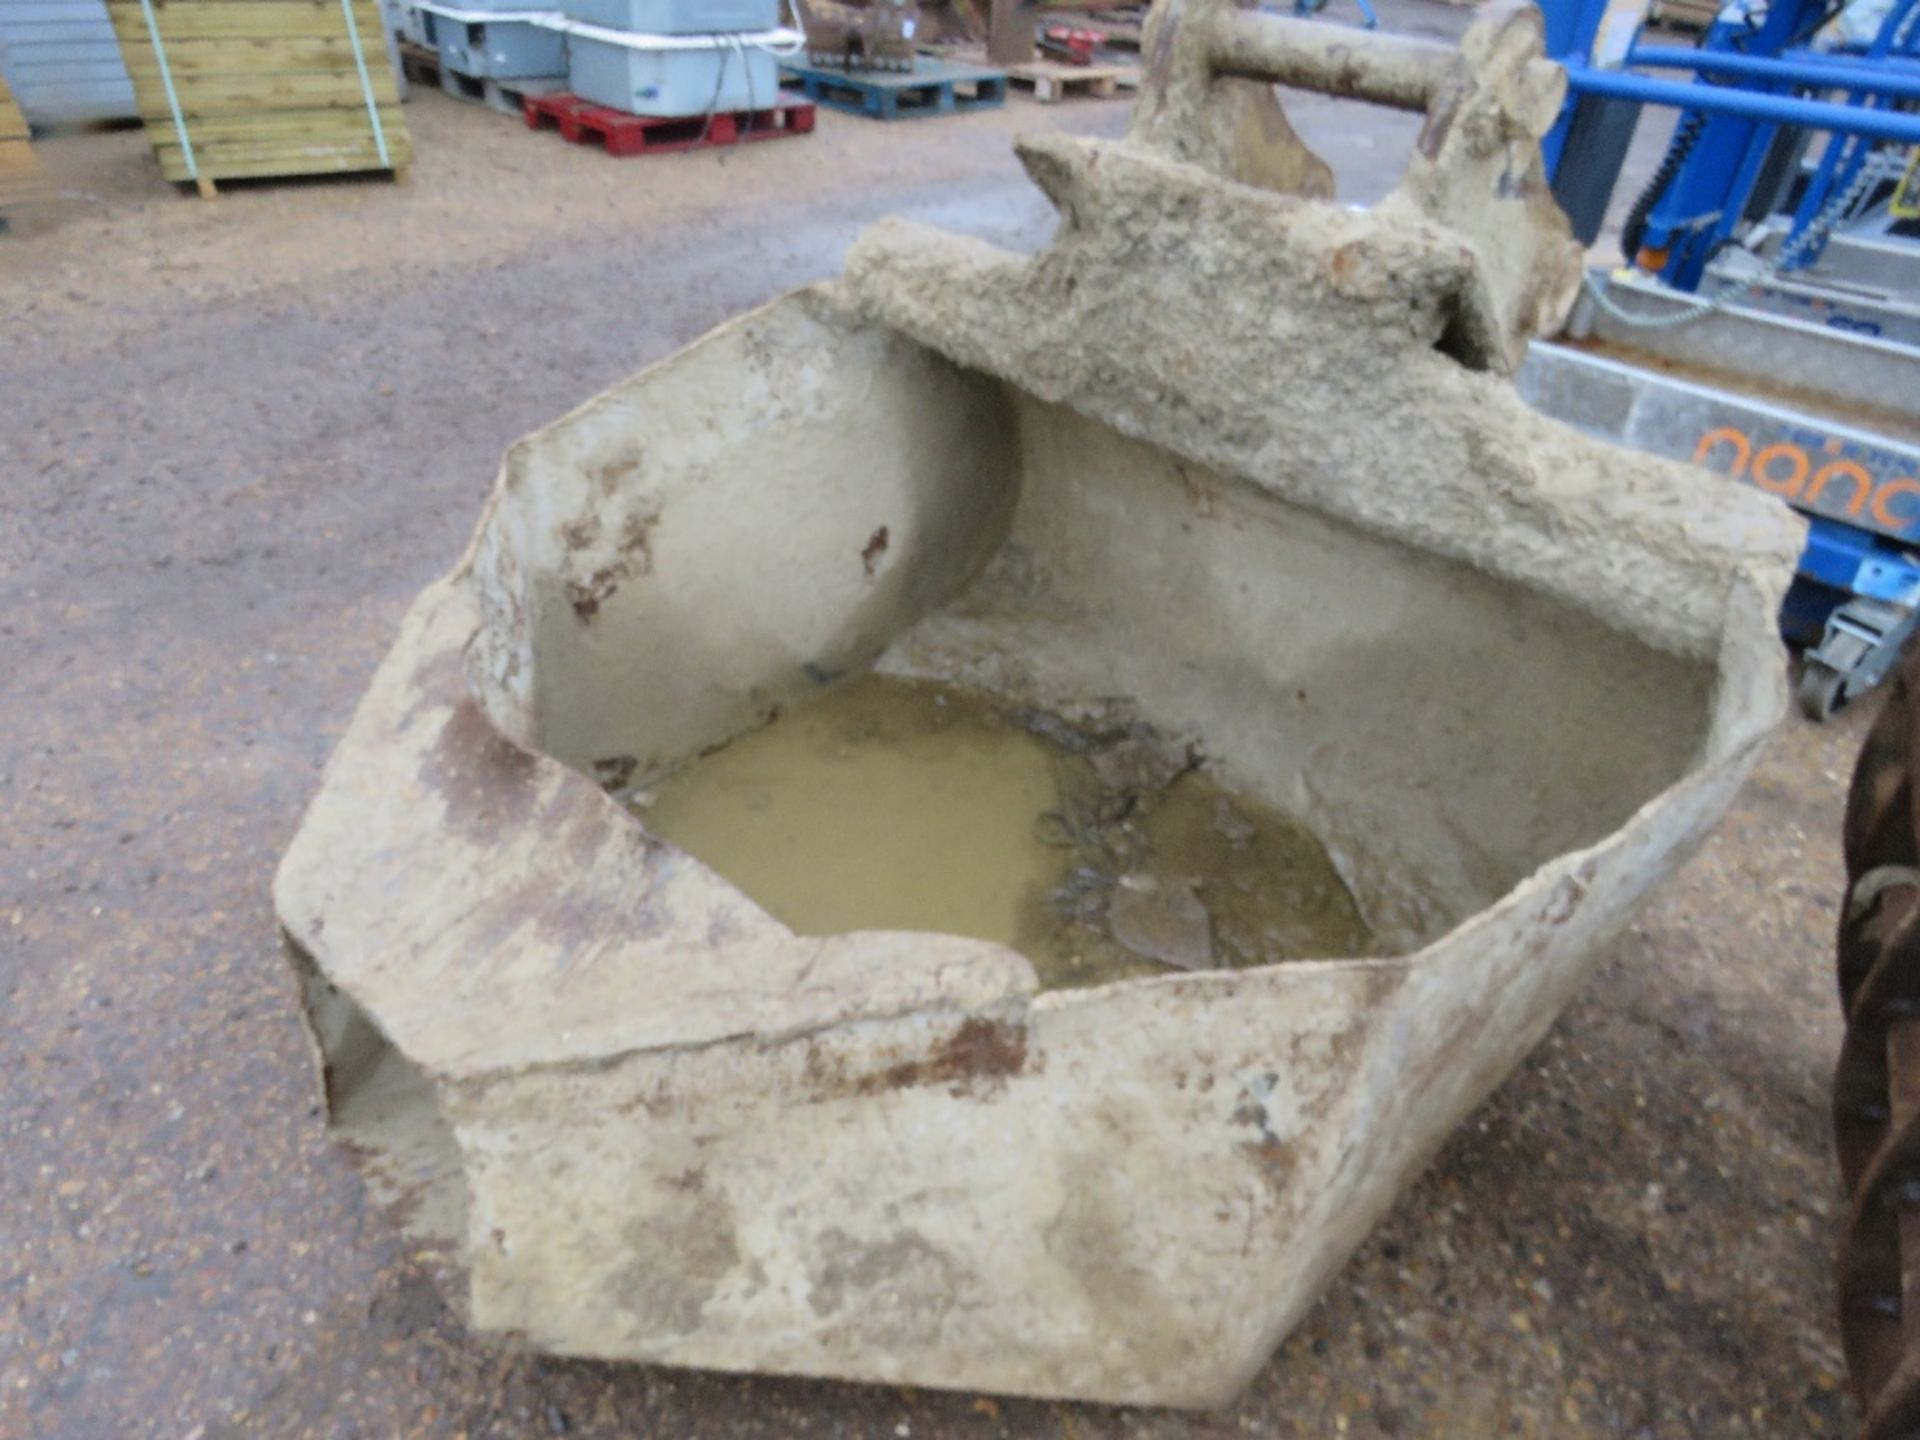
[778,57,1007,120]
[1005,59,1137,103]
[105,0,412,195]
[443,67,567,118]
[1044,10,1145,49]
[523,92,817,157]
[399,40,564,117]
[398,38,441,87]
[0,75,52,222]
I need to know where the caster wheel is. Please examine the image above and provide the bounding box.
[1797,662,1848,722]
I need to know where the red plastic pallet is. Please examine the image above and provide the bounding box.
[522,91,816,156]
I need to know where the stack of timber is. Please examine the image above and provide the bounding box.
[1646,0,1719,29]
[0,74,53,219]
[105,0,410,196]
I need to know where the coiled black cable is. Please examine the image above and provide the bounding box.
[1618,0,1848,265]
[1621,108,1708,262]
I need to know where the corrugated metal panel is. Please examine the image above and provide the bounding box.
[0,0,136,126]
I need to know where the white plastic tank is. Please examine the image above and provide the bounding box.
[564,0,782,32]
[567,28,781,115]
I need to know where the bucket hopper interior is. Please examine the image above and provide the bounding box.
[276,0,1805,1408]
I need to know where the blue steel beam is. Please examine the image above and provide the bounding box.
[1783,47,1920,78]
[1562,63,1920,146]
[1626,44,1920,101]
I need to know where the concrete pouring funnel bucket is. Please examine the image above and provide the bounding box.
[275,0,1805,1408]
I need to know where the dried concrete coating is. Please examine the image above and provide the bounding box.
[274,0,1806,1409]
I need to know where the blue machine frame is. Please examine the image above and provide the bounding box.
[1546,0,1920,283]
[1537,0,1920,716]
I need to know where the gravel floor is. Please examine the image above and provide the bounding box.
[0,7,1862,1436]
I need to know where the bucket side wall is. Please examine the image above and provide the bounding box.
[886,396,1715,946]
[465,291,1021,788]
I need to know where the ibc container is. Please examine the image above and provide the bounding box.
[563,0,782,35]
[427,12,567,80]
[566,36,779,116]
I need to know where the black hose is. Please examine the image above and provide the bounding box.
[1621,108,1708,263]
[1619,0,1845,265]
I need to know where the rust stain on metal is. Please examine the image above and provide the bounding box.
[567,568,619,621]
[592,755,639,789]
[1541,868,1592,927]
[591,442,646,494]
[569,566,628,621]
[1236,1137,1298,1195]
[566,511,657,621]
[619,510,657,567]
[420,697,539,842]
[861,525,890,578]
[805,1018,1032,1101]
[1230,1073,1301,1197]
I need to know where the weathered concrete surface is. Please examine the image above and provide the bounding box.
[1131,0,1578,373]
[272,1,1806,1409]
[4,3,1862,1434]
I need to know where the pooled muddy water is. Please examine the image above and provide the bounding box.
[632,674,1373,989]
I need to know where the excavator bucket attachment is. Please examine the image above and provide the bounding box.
[277,0,1802,1407]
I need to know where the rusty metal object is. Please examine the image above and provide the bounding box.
[1837,648,1920,1439]
[795,0,921,71]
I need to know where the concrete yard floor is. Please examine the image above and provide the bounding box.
[0,7,1857,1436]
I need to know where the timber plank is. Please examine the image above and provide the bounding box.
[129,70,402,117]
[137,105,404,139]
[0,78,53,214]
[152,148,399,181]
[152,127,410,158]
[152,136,394,160]
[121,36,373,76]
[152,125,409,159]
[105,2,388,42]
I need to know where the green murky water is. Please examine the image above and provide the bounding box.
[630,674,1372,989]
